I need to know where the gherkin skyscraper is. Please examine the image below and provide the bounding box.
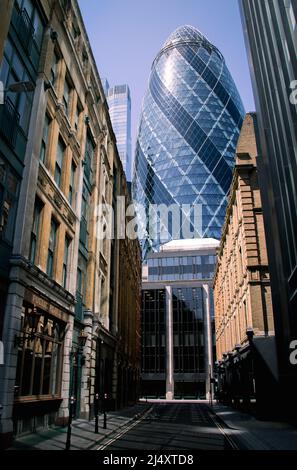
[132,25,245,257]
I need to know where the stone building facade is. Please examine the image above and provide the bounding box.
[0,0,141,448]
[213,113,277,417]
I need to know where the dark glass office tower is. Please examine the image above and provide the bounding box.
[240,0,297,418]
[132,25,245,257]
[107,84,132,182]
[141,238,218,400]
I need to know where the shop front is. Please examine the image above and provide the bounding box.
[13,291,70,436]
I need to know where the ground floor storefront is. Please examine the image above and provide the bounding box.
[215,336,279,419]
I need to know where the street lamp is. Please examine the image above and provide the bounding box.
[78,330,87,349]
[65,396,76,451]
[14,308,41,348]
[5,81,35,93]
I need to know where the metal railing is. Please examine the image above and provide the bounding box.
[0,97,20,148]
[16,7,35,53]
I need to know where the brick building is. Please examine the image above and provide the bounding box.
[213,113,277,417]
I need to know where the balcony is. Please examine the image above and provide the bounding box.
[0,97,20,148]
[15,5,35,53]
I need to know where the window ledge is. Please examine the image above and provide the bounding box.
[14,395,62,404]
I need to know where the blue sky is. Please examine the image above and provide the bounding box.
[78,0,255,148]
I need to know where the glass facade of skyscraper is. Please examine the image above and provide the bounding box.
[132,25,245,257]
[107,84,132,182]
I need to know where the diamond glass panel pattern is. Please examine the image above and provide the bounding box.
[132,26,245,257]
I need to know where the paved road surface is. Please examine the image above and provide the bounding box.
[96,403,239,451]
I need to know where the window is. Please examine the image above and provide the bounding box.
[68,160,76,205]
[0,158,19,243]
[84,133,95,182]
[50,51,59,88]
[141,289,166,373]
[15,0,44,53]
[74,105,80,132]
[71,21,80,41]
[79,184,89,248]
[47,218,58,277]
[63,77,71,116]
[75,258,86,321]
[77,268,82,296]
[172,288,205,373]
[0,39,33,136]
[40,114,51,163]
[62,236,71,289]
[29,198,43,263]
[14,304,65,397]
[55,138,65,187]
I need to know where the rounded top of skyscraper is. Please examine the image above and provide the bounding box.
[163,25,206,47]
[154,25,223,66]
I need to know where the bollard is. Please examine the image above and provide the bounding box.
[94,393,99,434]
[65,396,75,450]
[103,393,107,429]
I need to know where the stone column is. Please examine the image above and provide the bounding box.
[203,284,213,401]
[165,286,174,400]
[37,202,52,272]
[57,314,74,425]
[80,310,93,419]
[55,223,66,285]
[0,274,25,449]
[13,78,48,257]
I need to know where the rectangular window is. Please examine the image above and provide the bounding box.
[75,262,86,321]
[72,21,80,41]
[47,218,58,277]
[14,304,65,398]
[15,0,44,52]
[77,268,82,295]
[63,77,71,116]
[51,51,59,87]
[172,287,205,374]
[79,183,90,249]
[29,198,43,263]
[62,236,71,289]
[14,1,35,53]
[74,105,80,132]
[0,160,19,243]
[55,138,65,187]
[84,133,95,182]
[40,114,51,163]
[141,289,166,374]
[0,40,34,139]
[68,160,76,205]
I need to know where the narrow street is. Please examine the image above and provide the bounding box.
[96,402,239,451]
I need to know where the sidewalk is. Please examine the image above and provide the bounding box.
[8,402,152,451]
[211,403,297,450]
